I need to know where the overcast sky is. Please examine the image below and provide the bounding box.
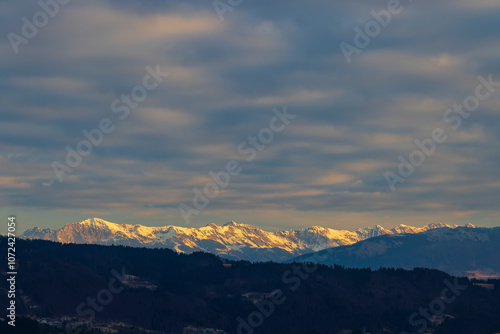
[1,0,500,234]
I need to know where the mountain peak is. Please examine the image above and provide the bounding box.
[306,226,328,232]
[223,221,248,227]
[79,217,114,226]
[425,222,456,229]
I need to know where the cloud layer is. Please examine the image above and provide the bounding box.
[1,0,500,232]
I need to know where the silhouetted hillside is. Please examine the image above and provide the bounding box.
[1,237,499,334]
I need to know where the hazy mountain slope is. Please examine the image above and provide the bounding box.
[291,226,500,278]
[20,217,467,262]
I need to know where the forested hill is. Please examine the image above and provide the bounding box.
[1,237,499,334]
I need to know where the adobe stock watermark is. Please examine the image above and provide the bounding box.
[236,247,333,333]
[7,0,72,54]
[384,74,499,192]
[51,267,126,334]
[178,106,295,225]
[400,277,467,334]
[339,0,409,64]
[51,65,168,182]
[213,0,243,22]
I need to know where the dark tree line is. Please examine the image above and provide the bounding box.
[1,237,499,334]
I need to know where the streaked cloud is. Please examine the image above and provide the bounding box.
[0,0,499,233]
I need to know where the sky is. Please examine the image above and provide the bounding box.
[1,0,500,234]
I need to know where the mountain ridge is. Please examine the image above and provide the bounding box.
[20,218,475,262]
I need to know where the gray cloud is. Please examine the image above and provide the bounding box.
[1,0,499,232]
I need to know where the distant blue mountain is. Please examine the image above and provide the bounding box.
[289,226,500,278]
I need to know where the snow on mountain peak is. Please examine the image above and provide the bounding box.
[307,226,325,231]
[223,221,251,228]
[80,217,117,229]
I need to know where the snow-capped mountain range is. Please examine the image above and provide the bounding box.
[20,218,475,262]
